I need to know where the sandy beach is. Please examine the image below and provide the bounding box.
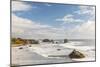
[11,39,95,66]
[11,45,74,66]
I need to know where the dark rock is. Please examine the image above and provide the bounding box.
[19,47,23,49]
[57,49,61,51]
[69,49,85,58]
[29,45,31,47]
[64,39,68,43]
[42,39,51,42]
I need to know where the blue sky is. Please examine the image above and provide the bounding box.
[12,1,95,39]
[13,2,86,28]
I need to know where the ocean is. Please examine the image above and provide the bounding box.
[33,39,96,61]
[65,39,96,61]
[37,39,96,61]
[12,39,95,65]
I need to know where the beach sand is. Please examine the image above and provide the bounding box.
[11,45,73,66]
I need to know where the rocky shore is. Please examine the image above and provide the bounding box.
[11,44,86,66]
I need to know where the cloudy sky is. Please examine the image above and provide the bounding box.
[12,1,95,39]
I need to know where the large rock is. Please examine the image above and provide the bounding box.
[69,49,85,59]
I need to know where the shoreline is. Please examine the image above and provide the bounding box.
[11,42,95,65]
[11,45,74,66]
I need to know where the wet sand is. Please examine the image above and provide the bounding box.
[11,45,73,66]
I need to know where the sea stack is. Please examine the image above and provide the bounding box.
[69,49,85,59]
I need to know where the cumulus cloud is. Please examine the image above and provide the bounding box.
[75,6,95,15]
[56,14,84,24]
[55,6,95,39]
[12,2,95,39]
[70,6,95,39]
[12,14,95,39]
[68,21,95,39]
[12,1,32,11]
[75,6,95,21]
[56,6,95,25]
[12,14,67,39]
[77,21,95,33]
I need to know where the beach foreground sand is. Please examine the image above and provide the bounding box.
[11,42,95,66]
[11,45,74,66]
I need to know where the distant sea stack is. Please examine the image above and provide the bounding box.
[69,49,85,59]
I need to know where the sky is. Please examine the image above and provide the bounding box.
[12,1,95,39]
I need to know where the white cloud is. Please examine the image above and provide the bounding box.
[12,14,52,29]
[75,6,95,15]
[12,3,95,39]
[12,14,95,39]
[55,6,95,39]
[68,6,95,39]
[56,14,83,24]
[12,1,32,11]
[12,14,67,39]
[68,21,95,39]
[75,6,95,21]
[77,21,95,33]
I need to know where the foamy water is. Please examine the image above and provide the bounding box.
[59,39,95,61]
[28,39,95,61]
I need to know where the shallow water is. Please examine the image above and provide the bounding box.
[11,39,95,65]
[66,39,95,61]
[12,46,73,65]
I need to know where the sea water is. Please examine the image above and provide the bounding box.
[66,39,95,61]
[29,39,96,61]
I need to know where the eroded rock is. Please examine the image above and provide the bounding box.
[69,49,85,59]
